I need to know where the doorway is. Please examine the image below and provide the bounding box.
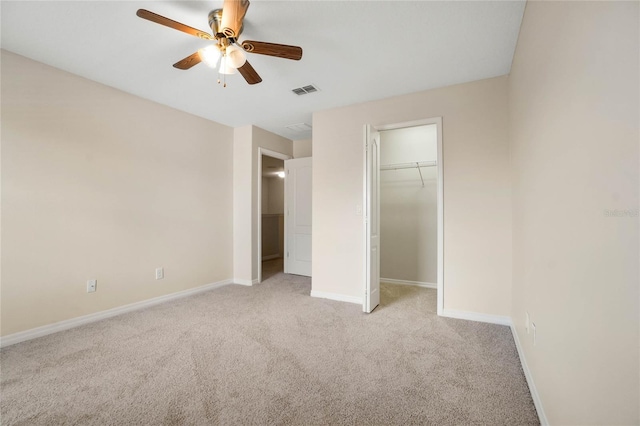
[258,149,313,284]
[364,118,444,314]
[259,151,288,282]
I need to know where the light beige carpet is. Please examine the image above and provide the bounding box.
[1,269,538,425]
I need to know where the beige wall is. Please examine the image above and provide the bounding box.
[312,76,512,315]
[1,50,234,336]
[261,215,281,259]
[261,177,270,214]
[509,1,639,424]
[234,126,292,283]
[293,139,312,158]
[233,126,253,283]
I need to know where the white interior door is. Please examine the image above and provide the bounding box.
[364,125,380,313]
[285,157,312,276]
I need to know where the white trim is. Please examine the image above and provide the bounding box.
[257,148,291,284]
[363,125,369,311]
[435,117,444,316]
[234,278,259,286]
[375,118,440,131]
[0,279,234,348]
[260,148,290,160]
[310,290,362,305]
[283,158,289,275]
[261,254,280,261]
[380,278,437,289]
[441,309,512,326]
[511,324,549,426]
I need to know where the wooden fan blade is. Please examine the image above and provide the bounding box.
[241,41,303,60]
[238,61,262,85]
[220,0,250,39]
[173,52,202,70]
[136,9,214,40]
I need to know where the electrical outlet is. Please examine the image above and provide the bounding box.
[525,312,530,334]
[155,267,164,280]
[87,279,97,293]
[531,322,537,346]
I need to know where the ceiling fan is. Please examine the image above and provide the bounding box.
[136,0,303,86]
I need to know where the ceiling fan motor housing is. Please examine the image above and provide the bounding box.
[208,9,243,40]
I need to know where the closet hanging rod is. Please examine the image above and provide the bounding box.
[380,161,436,187]
[379,161,437,171]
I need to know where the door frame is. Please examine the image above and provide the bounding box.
[257,148,291,284]
[364,117,444,315]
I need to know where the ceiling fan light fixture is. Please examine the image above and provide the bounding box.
[198,45,221,68]
[136,3,303,86]
[226,44,247,68]
[219,55,237,75]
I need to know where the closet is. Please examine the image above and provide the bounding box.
[379,124,438,287]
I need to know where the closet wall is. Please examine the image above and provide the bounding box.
[380,125,438,285]
[261,176,285,215]
[261,174,285,260]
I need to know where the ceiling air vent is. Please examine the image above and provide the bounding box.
[285,123,312,133]
[291,84,319,95]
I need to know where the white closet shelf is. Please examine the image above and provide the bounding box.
[380,161,437,171]
[380,161,437,187]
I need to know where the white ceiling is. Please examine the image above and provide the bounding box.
[1,1,525,140]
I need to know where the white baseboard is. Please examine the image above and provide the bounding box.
[381,278,437,289]
[440,308,512,326]
[0,279,235,348]
[233,278,259,286]
[261,254,280,261]
[310,290,362,305]
[510,324,549,425]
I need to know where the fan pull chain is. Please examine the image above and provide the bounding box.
[217,54,227,88]
[216,70,226,88]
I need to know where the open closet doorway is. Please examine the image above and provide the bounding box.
[364,118,443,314]
[260,154,286,282]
